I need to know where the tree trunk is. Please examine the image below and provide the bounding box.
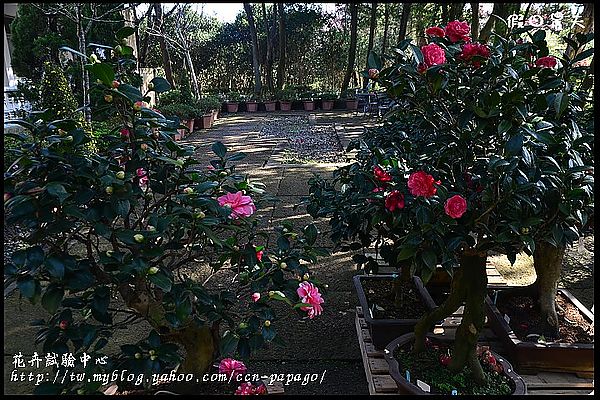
[76,5,91,122]
[471,3,480,41]
[265,4,277,92]
[413,248,488,384]
[533,240,566,337]
[479,3,520,42]
[565,3,594,59]
[382,3,390,56]
[397,3,411,44]
[363,3,378,89]
[244,3,262,95]
[441,3,449,24]
[138,6,155,67]
[449,3,465,22]
[153,3,175,88]
[341,3,358,96]
[276,3,286,90]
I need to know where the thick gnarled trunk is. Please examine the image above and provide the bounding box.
[413,248,488,384]
[533,240,566,337]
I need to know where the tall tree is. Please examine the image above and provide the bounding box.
[341,3,358,95]
[363,3,378,89]
[471,3,480,40]
[175,5,200,98]
[244,3,262,95]
[441,4,449,24]
[479,3,520,42]
[449,3,465,22]
[565,3,594,59]
[276,3,286,90]
[153,3,175,88]
[397,3,411,44]
[263,4,277,92]
[382,3,390,56]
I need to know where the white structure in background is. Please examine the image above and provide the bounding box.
[4,3,31,119]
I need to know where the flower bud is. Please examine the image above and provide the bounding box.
[183,187,194,194]
[147,225,156,231]
[148,266,159,274]
[140,143,149,151]
[264,320,271,327]
[520,227,530,235]
[112,80,120,88]
[280,262,287,269]
[64,135,74,142]
[104,94,113,103]
[4,193,12,203]
[238,322,248,329]
[116,171,125,179]
[147,82,154,90]
[133,101,144,111]
[194,210,206,219]
[96,79,103,85]
[303,273,310,281]
[59,320,69,330]
[150,355,158,361]
[134,353,142,359]
[90,54,99,63]
[134,233,145,243]
[105,186,114,194]
[148,350,156,356]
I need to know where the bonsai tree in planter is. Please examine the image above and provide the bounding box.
[310,21,592,387]
[320,92,337,111]
[341,88,358,110]
[277,87,297,111]
[246,93,260,112]
[226,91,242,112]
[4,30,327,395]
[193,98,214,129]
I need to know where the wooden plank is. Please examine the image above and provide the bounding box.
[355,310,377,395]
[527,389,594,395]
[358,317,368,329]
[372,376,398,393]
[357,306,363,318]
[362,328,372,343]
[365,342,385,358]
[369,358,390,374]
[262,380,285,394]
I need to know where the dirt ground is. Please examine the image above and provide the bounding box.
[3,111,594,395]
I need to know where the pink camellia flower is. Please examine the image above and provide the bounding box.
[425,26,445,38]
[373,165,392,182]
[385,190,405,212]
[297,282,324,319]
[408,171,440,198]
[439,353,452,366]
[217,191,256,219]
[219,358,247,378]
[234,382,255,395]
[444,195,467,219]
[207,165,216,171]
[535,56,557,69]
[368,68,379,79]
[4,192,12,203]
[445,20,471,43]
[254,384,267,394]
[421,43,446,69]
[459,42,491,68]
[256,250,264,262]
[252,292,261,302]
[120,128,130,138]
[136,167,149,187]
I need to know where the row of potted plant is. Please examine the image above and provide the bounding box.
[158,92,222,140]
[223,89,359,112]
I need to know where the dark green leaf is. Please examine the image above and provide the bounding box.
[211,142,227,158]
[116,26,136,40]
[150,77,171,93]
[41,286,64,313]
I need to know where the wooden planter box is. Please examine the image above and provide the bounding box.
[226,102,239,112]
[321,100,334,111]
[346,99,358,110]
[303,100,315,111]
[264,101,276,111]
[353,275,437,350]
[384,333,528,395]
[279,101,292,111]
[195,114,212,129]
[484,288,594,377]
[247,101,259,112]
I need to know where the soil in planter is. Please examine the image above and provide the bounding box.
[495,292,594,344]
[393,341,514,395]
[362,279,428,319]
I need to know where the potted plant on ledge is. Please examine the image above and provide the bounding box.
[263,91,277,112]
[246,93,260,112]
[320,92,337,111]
[277,87,296,112]
[300,91,315,111]
[226,91,242,113]
[342,89,358,110]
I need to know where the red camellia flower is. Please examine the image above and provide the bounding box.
[459,42,491,68]
[368,68,379,79]
[444,195,467,219]
[256,250,263,262]
[417,63,428,74]
[425,26,445,38]
[439,354,452,366]
[535,56,557,69]
[408,171,440,198]
[120,128,130,138]
[385,190,405,212]
[444,20,471,43]
[373,165,392,182]
[59,320,69,330]
[421,43,446,69]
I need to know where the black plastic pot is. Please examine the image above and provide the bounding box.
[353,274,437,349]
[385,333,528,395]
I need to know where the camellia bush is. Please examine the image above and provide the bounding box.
[309,20,593,385]
[4,29,326,395]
